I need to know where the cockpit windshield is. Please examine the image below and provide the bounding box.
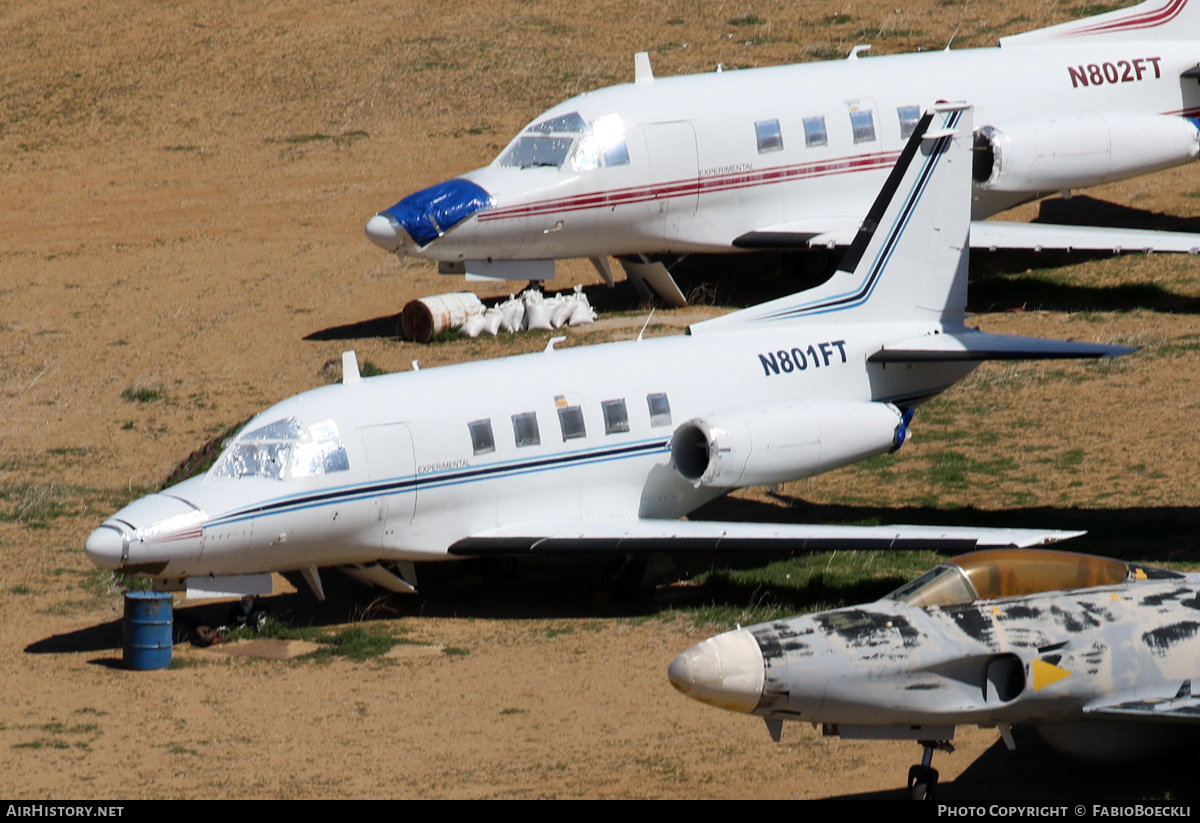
[497,111,630,171]
[884,549,1159,609]
[211,417,350,481]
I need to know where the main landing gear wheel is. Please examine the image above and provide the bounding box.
[228,596,270,631]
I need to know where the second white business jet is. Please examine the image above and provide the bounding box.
[367,0,1200,304]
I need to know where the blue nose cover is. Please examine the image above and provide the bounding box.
[381,179,492,247]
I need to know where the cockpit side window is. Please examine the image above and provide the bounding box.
[211,417,349,481]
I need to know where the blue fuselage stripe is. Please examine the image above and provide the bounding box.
[206,438,670,527]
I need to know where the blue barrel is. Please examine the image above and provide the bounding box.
[123,592,173,670]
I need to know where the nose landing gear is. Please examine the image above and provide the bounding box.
[908,739,954,800]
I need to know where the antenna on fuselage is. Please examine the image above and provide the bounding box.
[635,52,654,84]
[342,351,361,385]
[637,309,656,342]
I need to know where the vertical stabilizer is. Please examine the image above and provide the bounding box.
[1001,0,1200,45]
[692,103,972,333]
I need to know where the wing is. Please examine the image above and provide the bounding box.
[448,519,1083,555]
[970,221,1200,254]
[732,217,862,250]
[1085,680,1200,723]
[734,219,1200,254]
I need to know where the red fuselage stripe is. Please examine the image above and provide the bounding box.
[478,151,901,222]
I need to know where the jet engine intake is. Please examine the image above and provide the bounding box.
[973,114,1200,192]
[670,401,905,488]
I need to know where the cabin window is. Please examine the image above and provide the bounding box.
[557,405,587,441]
[897,106,921,140]
[647,393,672,427]
[601,399,630,434]
[211,417,349,481]
[512,412,541,447]
[468,419,495,455]
[848,107,876,143]
[802,116,827,148]
[754,119,784,153]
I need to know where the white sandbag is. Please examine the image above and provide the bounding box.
[459,314,486,337]
[482,308,503,336]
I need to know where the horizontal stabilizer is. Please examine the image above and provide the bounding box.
[449,519,1084,555]
[869,330,1136,362]
[970,221,1200,254]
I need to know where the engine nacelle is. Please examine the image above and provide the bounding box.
[670,401,905,489]
[972,113,1200,192]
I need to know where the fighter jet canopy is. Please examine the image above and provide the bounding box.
[884,549,1178,609]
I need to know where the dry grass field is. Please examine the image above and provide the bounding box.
[3,0,1200,800]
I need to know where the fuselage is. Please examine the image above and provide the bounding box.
[369,40,1200,262]
[84,319,973,584]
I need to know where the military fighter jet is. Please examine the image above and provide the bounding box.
[367,0,1200,305]
[85,104,1128,604]
[669,548,1200,799]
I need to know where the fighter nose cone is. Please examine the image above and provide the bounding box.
[84,525,126,570]
[668,629,765,714]
[365,213,401,253]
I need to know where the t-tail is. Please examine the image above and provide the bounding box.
[692,104,1136,362]
[1001,0,1200,45]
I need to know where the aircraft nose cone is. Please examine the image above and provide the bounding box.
[370,178,491,253]
[668,628,764,714]
[84,525,126,570]
[365,213,402,253]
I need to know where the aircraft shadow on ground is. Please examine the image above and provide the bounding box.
[967,270,1200,314]
[831,724,1200,801]
[1036,194,1200,235]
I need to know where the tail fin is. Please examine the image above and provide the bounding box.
[1002,0,1198,45]
[692,102,972,333]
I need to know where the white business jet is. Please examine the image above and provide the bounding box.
[87,104,1128,602]
[366,0,1200,305]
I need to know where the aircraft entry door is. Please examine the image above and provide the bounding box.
[360,423,416,550]
[644,122,699,242]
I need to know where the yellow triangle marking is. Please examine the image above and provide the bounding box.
[1032,658,1071,691]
